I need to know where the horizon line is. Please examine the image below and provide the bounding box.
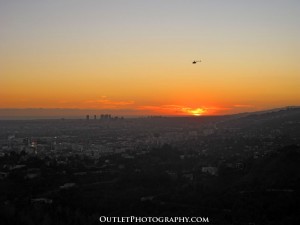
[0,106,299,120]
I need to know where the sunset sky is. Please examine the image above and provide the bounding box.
[1,0,299,117]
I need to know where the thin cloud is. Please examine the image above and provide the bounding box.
[234,104,254,108]
[84,96,135,109]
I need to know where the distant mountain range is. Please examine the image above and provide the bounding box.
[216,106,300,132]
[233,106,300,117]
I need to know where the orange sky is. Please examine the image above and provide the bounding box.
[1,1,299,117]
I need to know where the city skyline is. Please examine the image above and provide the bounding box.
[1,0,299,117]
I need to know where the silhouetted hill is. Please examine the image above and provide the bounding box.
[239,145,300,190]
[218,106,300,132]
[222,145,300,224]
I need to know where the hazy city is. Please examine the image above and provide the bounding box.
[0,107,299,224]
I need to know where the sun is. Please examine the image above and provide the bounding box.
[182,107,206,116]
[190,108,205,116]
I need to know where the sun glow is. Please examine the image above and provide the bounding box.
[182,108,206,116]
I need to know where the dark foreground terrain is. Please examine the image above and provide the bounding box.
[0,107,299,224]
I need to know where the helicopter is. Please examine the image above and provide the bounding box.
[192,60,201,64]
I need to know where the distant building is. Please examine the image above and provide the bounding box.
[23,137,30,146]
[60,183,76,189]
[166,170,178,180]
[202,167,218,176]
[202,129,214,136]
[9,165,26,170]
[235,162,245,169]
[140,196,154,202]
[25,172,40,179]
[100,114,112,120]
[31,198,53,204]
[86,115,89,120]
[25,168,41,179]
[182,172,194,181]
